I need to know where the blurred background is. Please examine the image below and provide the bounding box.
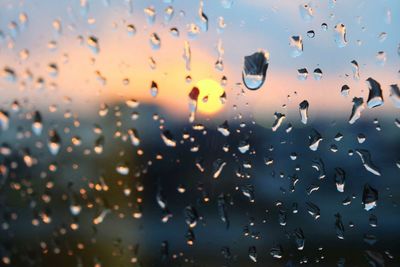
[0,0,399,266]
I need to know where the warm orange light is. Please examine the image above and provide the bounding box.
[195,79,224,115]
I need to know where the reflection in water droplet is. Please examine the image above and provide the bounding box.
[335,213,345,239]
[299,4,313,21]
[341,84,350,97]
[307,30,315,38]
[313,68,323,80]
[366,78,384,108]
[297,68,308,80]
[144,7,156,25]
[242,50,269,90]
[272,112,286,132]
[150,33,161,50]
[389,84,400,108]
[308,129,322,151]
[164,6,174,22]
[270,244,283,258]
[293,228,305,250]
[356,149,381,176]
[126,24,136,36]
[161,130,176,147]
[48,130,61,155]
[87,36,99,54]
[213,159,226,179]
[197,1,208,32]
[299,100,309,124]
[248,246,257,262]
[150,81,159,97]
[289,35,303,57]
[348,97,365,124]
[306,202,320,219]
[334,168,346,192]
[351,60,360,80]
[32,111,43,136]
[334,23,348,47]
[363,184,378,211]
[217,120,230,136]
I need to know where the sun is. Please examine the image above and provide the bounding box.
[195,79,225,115]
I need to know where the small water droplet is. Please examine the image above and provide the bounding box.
[366,78,384,108]
[334,23,347,47]
[289,35,303,57]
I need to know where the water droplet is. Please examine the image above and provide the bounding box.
[185,229,195,246]
[270,244,283,258]
[313,68,323,80]
[197,1,208,32]
[87,36,99,54]
[116,163,130,175]
[389,84,400,108]
[293,228,305,250]
[169,27,179,37]
[312,158,326,179]
[183,41,191,71]
[241,184,255,202]
[351,60,360,80]
[128,129,140,146]
[272,112,286,132]
[334,23,347,47]
[0,110,9,131]
[161,130,176,147]
[297,68,308,80]
[362,184,378,211]
[238,139,250,154]
[289,35,303,57]
[299,4,313,21]
[126,24,136,36]
[150,81,159,97]
[334,168,346,192]
[348,97,365,124]
[32,111,43,136]
[2,67,17,82]
[242,50,269,90]
[306,202,320,219]
[366,78,384,108]
[248,246,257,262]
[184,206,199,228]
[341,84,350,97]
[299,100,309,124]
[335,213,345,239]
[217,120,230,136]
[48,130,61,155]
[144,7,156,25]
[164,6,174,22]
[356,149,381,176]
[213,159,227,179]
[308,129,322,151]
[150,33,161,50]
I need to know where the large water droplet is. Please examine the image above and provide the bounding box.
[242,50,269,90]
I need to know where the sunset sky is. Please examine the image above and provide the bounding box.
[0,0,398,124]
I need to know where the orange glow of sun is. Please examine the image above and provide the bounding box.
[195,79,225,115]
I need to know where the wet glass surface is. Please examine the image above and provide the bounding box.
[0,0,399,266]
